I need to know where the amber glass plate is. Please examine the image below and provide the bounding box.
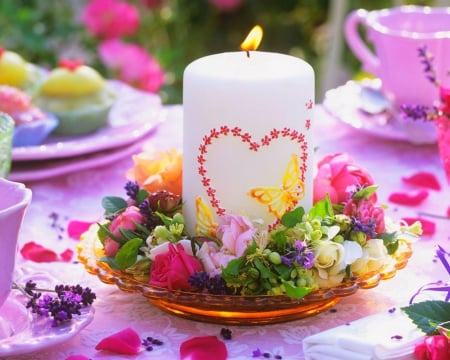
[77,229,413,325]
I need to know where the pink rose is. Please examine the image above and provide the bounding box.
[150,243,203,291]
[216,214,256,257]
[81,0,139,39]
[104,206,144,257]
[313,153,375,205]
[197,241,235,276]
[99,39,165,93]
[414,335,450,360]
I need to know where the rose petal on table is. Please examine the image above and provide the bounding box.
[67,220,95,240]
[65,355,90,360]
[388,190,429,206]
[95,327,142,355]
[402,172,441,190]
[60,248,74,262]
[401,217,436,235]
[447,206,450,218]
[180,336,227,360]
[20,241,59,262]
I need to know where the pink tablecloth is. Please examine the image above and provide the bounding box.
[5,105,449,360]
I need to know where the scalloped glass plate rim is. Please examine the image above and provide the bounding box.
[77,232,413,318]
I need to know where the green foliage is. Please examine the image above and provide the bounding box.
[0,0,438,104]
[402,300,450,335]
[101,196,128,215]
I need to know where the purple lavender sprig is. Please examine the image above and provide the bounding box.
[401,45,441,121]
[417,45,439,87]
[13,280,96,327]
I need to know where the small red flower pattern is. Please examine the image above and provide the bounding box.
[196,101,312,217]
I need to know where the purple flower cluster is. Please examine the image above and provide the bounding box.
[24,280,96,327]
[350,217,377,238]
[281,241,314,269]
[189,271,231,295]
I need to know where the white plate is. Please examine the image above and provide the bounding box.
[0,271,95,356]
[12,80,163,161]
[323,79,437,145]
[8,132,151,182]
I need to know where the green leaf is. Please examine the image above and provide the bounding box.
[281,207,304,228]
[281,280,313,299]
[378,232,399,255]
[309,195,334,218]
[102,196,128,214]
[96,222,110,245]
[114,238,144,269]
[352,185,379,200]
[222,256,246,278]
[401,300,450,335]
[136,189,149,204]
[254,258,272,279]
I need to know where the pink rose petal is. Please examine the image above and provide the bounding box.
[388,190,429,206]
[65,356,90,360]
[180,336,227,360]
[447,206,450,218]
[402,172,441,190]
[60,248,74,262]
[67,220,95,240]
[95,327,141,355]
[401,217,436,235]
[20,242,59,262]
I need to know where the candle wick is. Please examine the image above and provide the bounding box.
[246,50,250,58]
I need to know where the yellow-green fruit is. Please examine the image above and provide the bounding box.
[40,66,105,96]
[0,51,28,86]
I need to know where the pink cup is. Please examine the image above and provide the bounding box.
[345,6,450,109]
[0,179,31,309]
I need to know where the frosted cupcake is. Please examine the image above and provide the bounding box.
[35,59,115,136]
[0,85,58,146]
[0,47,44,96]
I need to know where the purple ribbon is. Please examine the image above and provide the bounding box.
[409,245,450,304]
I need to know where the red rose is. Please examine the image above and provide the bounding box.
[150,243,203,291]
[414,335,450,360]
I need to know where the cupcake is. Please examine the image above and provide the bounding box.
[35,59,115,136]
[0,47,44,96]
[0,85,58,147]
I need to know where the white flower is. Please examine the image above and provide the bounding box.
[350,238,389,276]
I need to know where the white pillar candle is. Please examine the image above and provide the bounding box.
[183,50,315,235]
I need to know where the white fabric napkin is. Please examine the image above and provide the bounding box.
[303,309,425,360]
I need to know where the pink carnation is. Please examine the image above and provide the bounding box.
[343,197,386,235]
[82,0,139,39]
[99,39,165,93]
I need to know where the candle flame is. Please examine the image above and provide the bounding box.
[240,25,263,53]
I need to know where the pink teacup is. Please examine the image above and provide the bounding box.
[0,178,31,309]
[345,6,450,109]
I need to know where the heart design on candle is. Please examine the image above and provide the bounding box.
[197,125,309,221]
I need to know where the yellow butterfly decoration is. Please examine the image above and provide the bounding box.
[195,196,217,237]
[248,154,304,218]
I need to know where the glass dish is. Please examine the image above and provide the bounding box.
[78,231,413,325]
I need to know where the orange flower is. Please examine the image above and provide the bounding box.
[127,148,182,196]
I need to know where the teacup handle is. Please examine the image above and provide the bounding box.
[344,9,380,76]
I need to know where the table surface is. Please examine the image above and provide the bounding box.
[4,105,449,360]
